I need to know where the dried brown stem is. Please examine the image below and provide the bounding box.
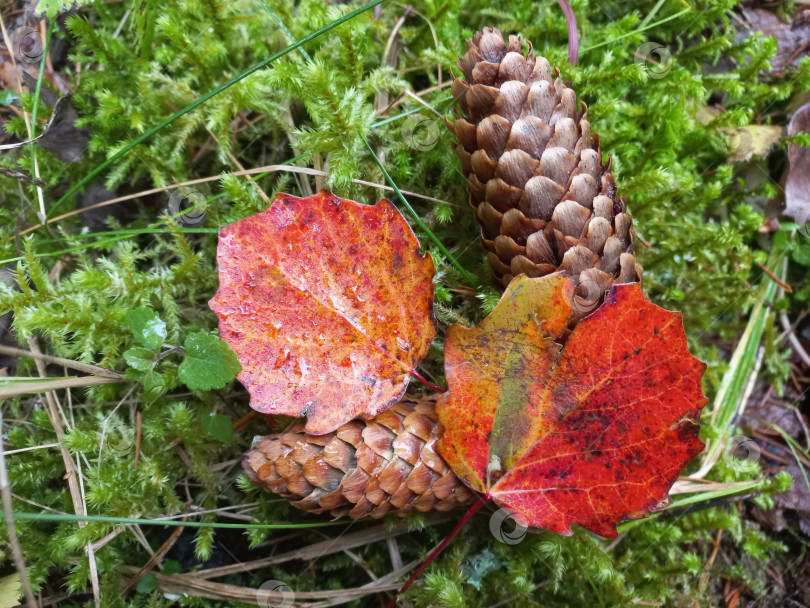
[191,514,452,580]
[26,337,101,608]
[0,408,39,607]
[0,345,124,379]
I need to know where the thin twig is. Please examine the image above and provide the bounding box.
[758,263,792,293]
[303,560,420,608]
[0,375,124,399]
[404,89,444,118]
[133,411,142,468]
[0,345,124,379]
[97,384,138,483]
[91,525,125,552]
[391,2,442,87]
[488,580,552,608]
[121,566,401,604]
[25,337,100,606]
[389,497,487,607]
[2,442,61,455]
[780,312,810,368]
[0,409,39,608]
[10,165,456,241]
[191,514,452,580]
[121,505,191,595]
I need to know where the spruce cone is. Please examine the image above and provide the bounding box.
[447,27,642,300]
[244,395,475,519]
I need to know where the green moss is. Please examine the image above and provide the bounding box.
[1,0,808,606]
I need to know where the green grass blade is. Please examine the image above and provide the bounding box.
[13,511,346,530]
[581,7,691,53]
[47,0,384,219]
[698,249,786,473]
[370,95,454,128]
[361,134,478,288]
[616,480,764,533]
[773,428,810,496]
[29,19,56,196]
[259,0,312,62]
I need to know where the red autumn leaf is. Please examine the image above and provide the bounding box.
[436,273,707,538]
[210,190,437,434]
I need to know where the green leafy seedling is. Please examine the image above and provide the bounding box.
[122,307,167,350]
[178,332,241,391]
[201,411,234,446]
[123,347,156,372]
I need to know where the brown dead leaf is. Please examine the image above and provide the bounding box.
[737,8,810,71]
[785,102,810,221]
[773,459,810,536]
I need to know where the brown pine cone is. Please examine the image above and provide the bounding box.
[447,27,642,299]
[244,395,475,519]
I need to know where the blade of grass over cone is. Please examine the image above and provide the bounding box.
[47,0,384,219]
[361,134,478,287]
[12,512,346,529]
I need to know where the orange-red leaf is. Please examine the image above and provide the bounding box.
[210,191,437,434]
[437,273,707,538]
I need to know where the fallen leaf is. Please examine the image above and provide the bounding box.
[726,124,784,164]
[773,459,810,536]
[0,573,22,608]
[210,190,437,434]
[785,102,810,221]
[737,8,810,71]
[0,73,90,162]
[437,273,707,538]
[741,382,805,438]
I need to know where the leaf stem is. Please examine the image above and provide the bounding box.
[410,370,445,393]
[387,495,488,607]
